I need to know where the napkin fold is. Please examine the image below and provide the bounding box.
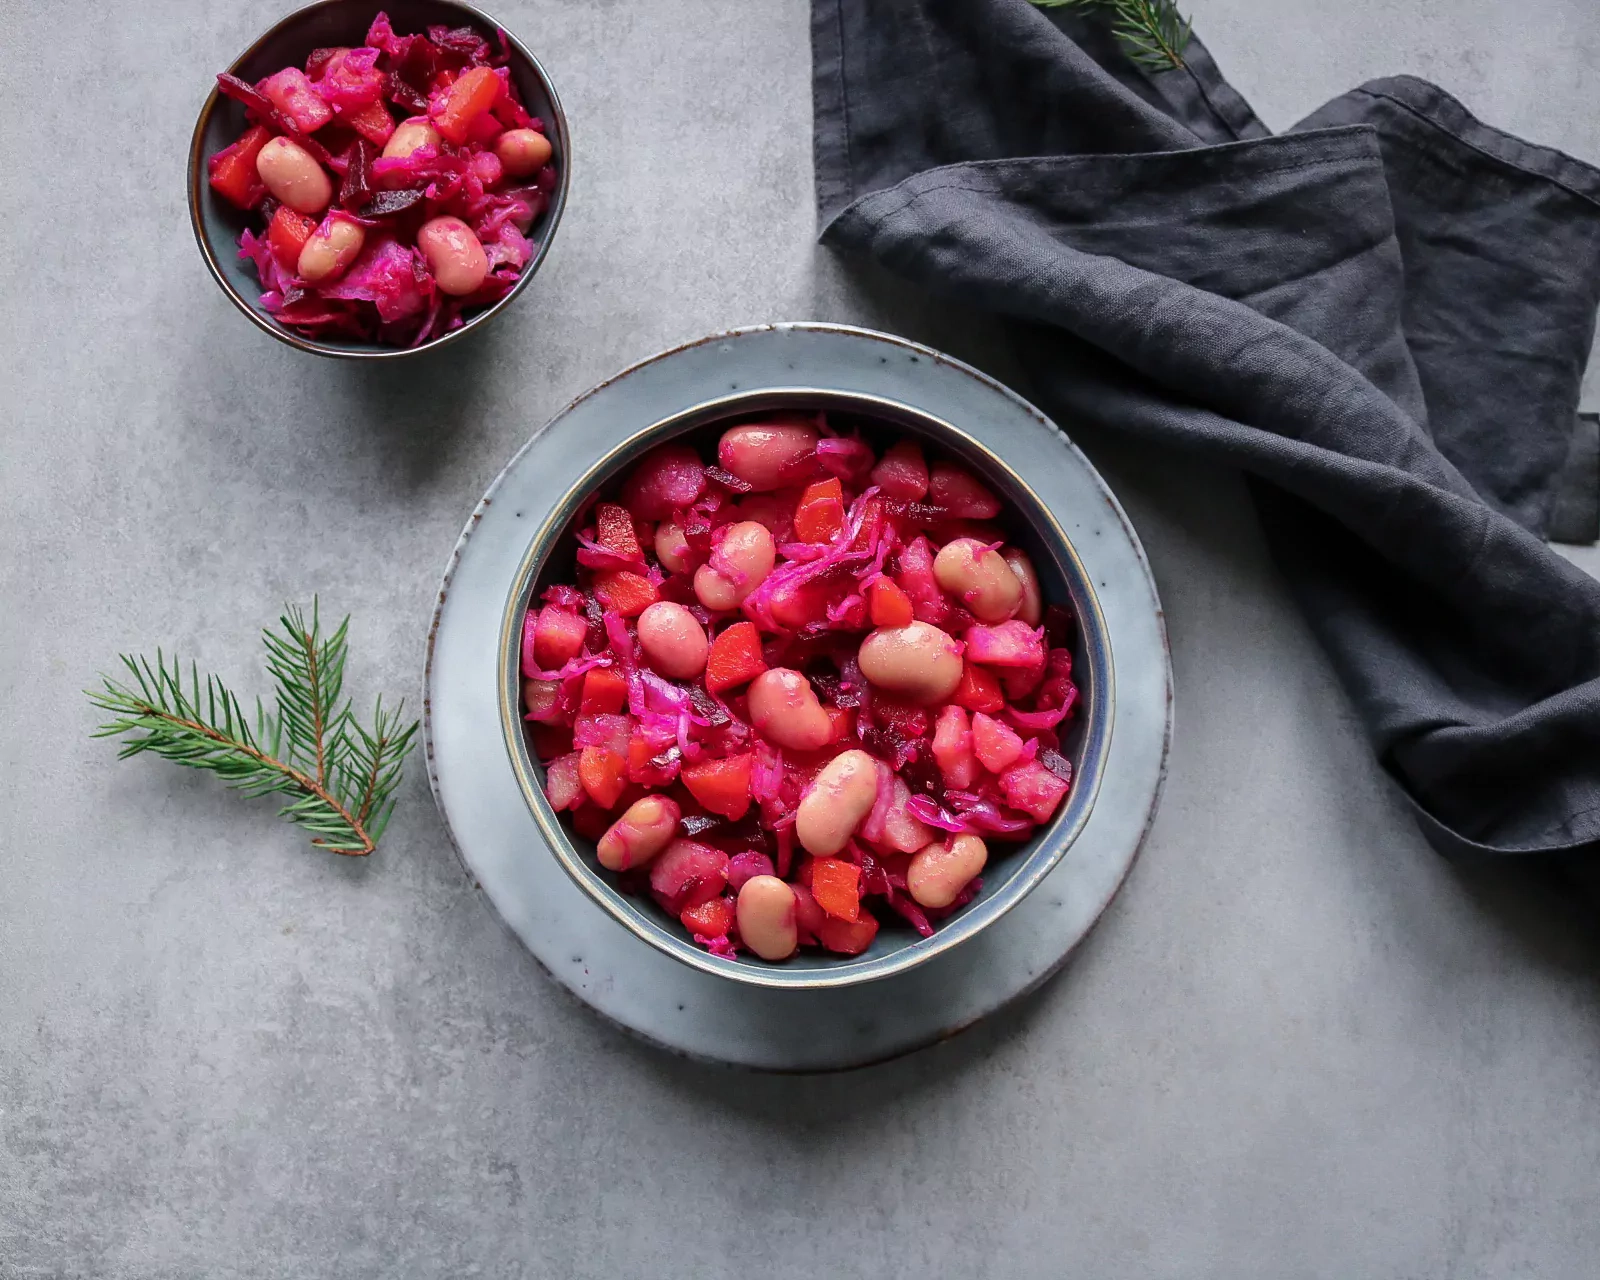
[812,0,1600,861]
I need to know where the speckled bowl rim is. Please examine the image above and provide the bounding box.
[185,0,570,360]
[495,389,1114,991]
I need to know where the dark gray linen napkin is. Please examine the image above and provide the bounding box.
[812,0,1600,861]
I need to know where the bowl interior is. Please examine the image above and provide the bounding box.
[501,390,1112,987]
[189,0,567,357]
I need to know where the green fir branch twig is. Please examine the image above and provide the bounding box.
[86,602,418,857]
[1031,0,1192,72]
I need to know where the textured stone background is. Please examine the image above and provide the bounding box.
[2,0,1597,1275]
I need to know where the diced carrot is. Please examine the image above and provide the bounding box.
[267,205,318,271]
[207,124,273,208]
[953,662,1006,714]
[867,577,914,628]
[971,711,1024,774]
[809,858,862,922]
[580,666,627,715]
[680,896,736,937]
[578,746,627,809]
[341,97,395,146]
[627,734,679,786]
[824,704,854,743]
[544,752,583,810]
[592,570,658,617]
[596,502,643,560]
[817,911,879,955]
[769,576,837,629]
[680,753,753,821]
[793,477,845,543]
[705,621,767,693]
[433,65,501,144]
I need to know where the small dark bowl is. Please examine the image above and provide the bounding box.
[187,0,569,359]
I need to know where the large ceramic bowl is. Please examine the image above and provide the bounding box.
[187,0,569,358]
[498,371,1115,991]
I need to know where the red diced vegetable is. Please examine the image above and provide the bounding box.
[433,65,501,143]
[705,622,767,692]
[867,577,914,628]
[650,841,729,911]
[872,440,929,501]
[810,859,862,922]
[727,852,776,891]
[266,205,318,270]
[544,752,583,811]
[533,605,587,670]
[895,536,947,626]
[681,754,753,821]
[522,677,562,724]
[879,778,934,853]
[932,704,977,788]
[574,713,631,758]
[207,125,273,208]
[593,570,659,617]
[529,724,572,761]
[578,746,627,809]
[965,620,1046,669]
[793,477,845,543]
[596,502,643,559]
[341,98,395,146]
[627,734,679,786]
[927,462,1001,518]
[873,700,928,741]
[791,884,827,942]
[953,663,1005,714]
[999,759,1070,823]
[259,67,334,132]
[971,712,1024,774]
[621,444,707,519]
[571,805,614,842]
[681,896,736,937]
[817,911,879,955]
[580,666,627,715]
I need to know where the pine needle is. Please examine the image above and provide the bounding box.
[1031,0,1192,72]
[86,601,419,857]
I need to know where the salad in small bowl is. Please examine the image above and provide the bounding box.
[188,0,568,357]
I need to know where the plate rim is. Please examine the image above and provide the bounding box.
[422,321,1174,1071]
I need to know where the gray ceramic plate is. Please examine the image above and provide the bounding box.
[425,323,1172,1070]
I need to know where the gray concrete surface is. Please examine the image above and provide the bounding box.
[3,0,1599,1275]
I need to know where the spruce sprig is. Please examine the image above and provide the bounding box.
[1032,0,1193,72]
[87,602,418,856]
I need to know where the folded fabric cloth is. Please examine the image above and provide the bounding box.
[811,0,1600,862]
